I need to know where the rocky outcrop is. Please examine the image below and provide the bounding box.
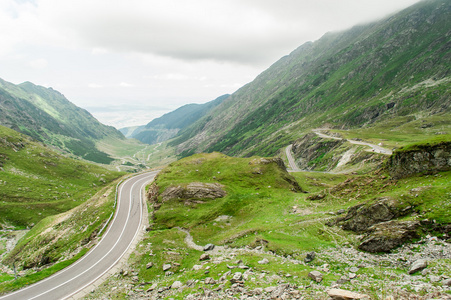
[292,133,344,171]
[329,198,420,252]
[358,220,420,253]
[160,182,226,203]
[331,197,412,233]
[387,141,451,179]
[249,157,304,192]
[249,157,287,171]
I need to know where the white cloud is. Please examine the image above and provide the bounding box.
[88,83,103,88]
[119,82,134,87]
[29,58,48,69]
[0,0,422,128]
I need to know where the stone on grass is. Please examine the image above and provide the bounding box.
[162,263,171,271]
[192,264,202,271]
[146,262,153,269]
[304,251,316,263]
[258,258,269,264]
[308,270,323,283]
[146,283,158,292]
[230,272,243,284]
[409,259,427,274]
[171,281,183,289]
[205,277,216,284]
[203,243,215,251]
[199,253,210,261]
[443,278,451,286]
[327,288,369,300]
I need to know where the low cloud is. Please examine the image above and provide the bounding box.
[31,0,420,66]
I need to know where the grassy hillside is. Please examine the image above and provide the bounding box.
[0,79,128,164]
[170,0,450,158]
[0,177,123,294]
[88,151,450,299]
[0,125,123,229]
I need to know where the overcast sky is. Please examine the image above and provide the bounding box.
[0,0,420,129]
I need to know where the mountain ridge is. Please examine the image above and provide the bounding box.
[120,94,229,145]
[169,0,450,158]
[0,78,126,164]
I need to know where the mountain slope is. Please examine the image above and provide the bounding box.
[120,94,229,145]
[0,125,123,230]
[0,79,125,164]
[171,0,450,157]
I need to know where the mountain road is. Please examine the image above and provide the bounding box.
[0,171,158,300]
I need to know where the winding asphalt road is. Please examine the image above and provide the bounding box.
[285,129,393,171]
[0,171,158,300]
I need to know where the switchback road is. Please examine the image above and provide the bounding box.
[0,171,158,300]
[312,129,392,155]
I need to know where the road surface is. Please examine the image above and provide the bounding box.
[285,144,301,172]
[312,129,392,155]
[0,171,158,300]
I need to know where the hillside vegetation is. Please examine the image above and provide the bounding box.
[87,152,450,299]
[170,0,450,158]
[0,79,143,165]
[0,125,123,230]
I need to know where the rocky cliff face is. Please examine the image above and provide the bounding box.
[387,141,451,179]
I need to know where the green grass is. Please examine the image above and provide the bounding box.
[0,125,124,229]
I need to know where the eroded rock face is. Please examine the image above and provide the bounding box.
[358,220,420,253]
[334,197,410,233]
[387,141,451,179]
[160,182,226,203]
[249,157,287,171]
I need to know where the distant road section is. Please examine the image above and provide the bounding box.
[312,129,392,155]
[0,171,158,300]
[285,144,301,172]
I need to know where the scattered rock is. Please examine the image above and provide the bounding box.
[146,262,153,269]
[430,275,441,283]
[258,258,269,264]
[443,278,451,286]
[199,253,210,261]
[204,277,216,284]
[337,275,350,284]
[171,281,183,289]
[327,288,369,300]
[165,271,174,276]
[192,264,202,271]
[308,270,323,283]
[146,283,158,292]
[162,264,172,271]
[230,272,243,284]
[409,259,427,274]
[304,251,316,263]
[349,273,357,279]
[350,267,359,273]
[203,243,215,251]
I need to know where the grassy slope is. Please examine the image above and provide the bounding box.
[0,178,123,294]
[87,151,450,299]
[0,125,124,229]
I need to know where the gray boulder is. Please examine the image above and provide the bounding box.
[203,243,215,251]
[308,270,323,283]
[409,259,427,274]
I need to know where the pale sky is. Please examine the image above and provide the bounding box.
[0,0,421,129]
